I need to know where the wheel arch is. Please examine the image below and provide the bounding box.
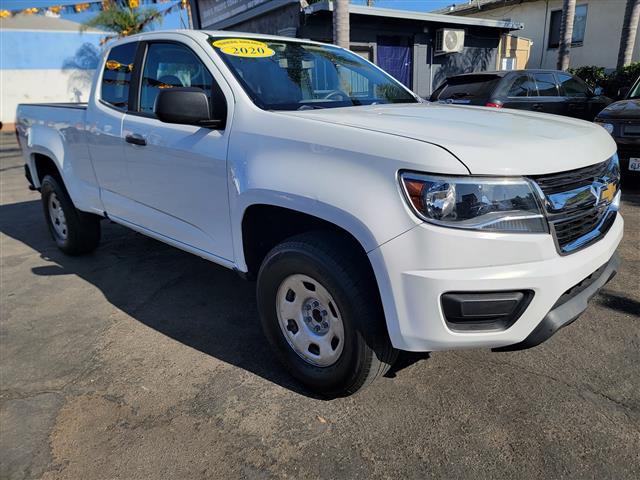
[239,202,378,280]
[31,151,64,188]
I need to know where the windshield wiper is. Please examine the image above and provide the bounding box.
[297,104,327,110]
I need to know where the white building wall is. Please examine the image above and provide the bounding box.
[464,0,640,69]
[0,68,95,124]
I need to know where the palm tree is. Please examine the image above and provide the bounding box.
[81,0,162,44]
[556,0,576,71]
[333,0,350,48]
[617,0,640,68]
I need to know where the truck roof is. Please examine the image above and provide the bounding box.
[108,29,333,49]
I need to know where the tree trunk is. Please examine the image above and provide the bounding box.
[557,0,576,71]
[367,0,375,6]
[617,0,640,68]
[333,0,350,48]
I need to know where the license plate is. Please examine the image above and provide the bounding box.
[630,158,640,171]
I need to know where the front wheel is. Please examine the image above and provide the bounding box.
[257,232,396,397]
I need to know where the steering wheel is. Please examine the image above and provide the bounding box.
[323,90,350,101]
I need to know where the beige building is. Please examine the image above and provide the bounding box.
[435,0,640,69]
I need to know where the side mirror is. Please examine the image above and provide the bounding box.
[618,86,630,99]
[155,87,221,128]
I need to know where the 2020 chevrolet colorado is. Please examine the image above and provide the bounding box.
[17,31,623,396]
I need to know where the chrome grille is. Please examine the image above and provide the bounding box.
[532,160,611,195]
[529,157,620,255]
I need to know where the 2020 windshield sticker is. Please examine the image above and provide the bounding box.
[212,38,275,58]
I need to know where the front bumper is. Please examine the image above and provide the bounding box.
[493,253,619,351]
[368,214,623,352]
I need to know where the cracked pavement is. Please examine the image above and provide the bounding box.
[1,131,639,479]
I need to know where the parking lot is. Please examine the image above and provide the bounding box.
[1,130,639,479]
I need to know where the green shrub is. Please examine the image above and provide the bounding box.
[568,65,606,89]
[570,62,640,99]
[603,63,640,99]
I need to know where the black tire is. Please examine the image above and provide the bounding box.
[41,175,101,255]
[257,231,397,397]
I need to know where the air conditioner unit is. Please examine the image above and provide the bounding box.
[435,29,465,55]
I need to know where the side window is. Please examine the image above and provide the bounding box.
[139,42,226,121]
[558,73,588,97]
[548,4,588,48]
[533,73,559,96]
[101,42,138,110]
[507,74,534,97]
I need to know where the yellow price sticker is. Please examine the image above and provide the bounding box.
[212,38,275,58]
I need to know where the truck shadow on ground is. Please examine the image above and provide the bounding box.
[0,199,425,399]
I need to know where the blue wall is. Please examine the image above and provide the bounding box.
[0,30,104,70]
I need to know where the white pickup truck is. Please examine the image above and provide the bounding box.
[17,31,623,396]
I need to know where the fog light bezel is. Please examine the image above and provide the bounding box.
[441,290,534,332]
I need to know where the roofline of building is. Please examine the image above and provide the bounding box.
[432,0,540,16]
[203,0,524,31]
[306,1,524,30]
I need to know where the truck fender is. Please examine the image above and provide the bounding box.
[232,190,382,272]
[26,124,66,188]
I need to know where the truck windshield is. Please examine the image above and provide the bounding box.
[210,37,418,110]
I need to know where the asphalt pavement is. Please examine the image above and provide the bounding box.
[1,131,639,479]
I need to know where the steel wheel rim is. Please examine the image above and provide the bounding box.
[48,192,68,240]
[276,274,345,367]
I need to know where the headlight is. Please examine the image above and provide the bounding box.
[400,173,548,233]
[595,120,614,135]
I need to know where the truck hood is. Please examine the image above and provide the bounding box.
[284,103,617,175]
[596,99,640,120]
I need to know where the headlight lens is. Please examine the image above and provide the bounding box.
[400,173,548,233]
[595,120,614,135]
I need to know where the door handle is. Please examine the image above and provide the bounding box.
[532,103,544,111]
[125,133,146,146]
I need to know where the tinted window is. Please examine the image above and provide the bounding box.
[548,4,588,48]
[558,73,588,97]
[101,42,138,110]
[433,75,500,101]
[507,74,535,97]
[139,43,226,119]
[533,73,559,96]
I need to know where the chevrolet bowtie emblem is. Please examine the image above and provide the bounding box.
[591,182,617,205]
[600,182,617,204]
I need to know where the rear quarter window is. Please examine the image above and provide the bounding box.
[101,42,138,110]
[506,74,536,97]
[433,75,500,102]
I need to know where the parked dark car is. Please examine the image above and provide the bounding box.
[430,69,612,121]
[595,76,640,183]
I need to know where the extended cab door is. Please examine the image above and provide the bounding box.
[119,39,234,261]
[86,41,139,210]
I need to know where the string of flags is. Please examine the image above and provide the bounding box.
[0,0,188,19]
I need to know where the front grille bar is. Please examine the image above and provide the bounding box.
[528,156,620,255]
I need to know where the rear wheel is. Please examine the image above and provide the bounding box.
[41,175,101,255]
[257,231,396,396]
